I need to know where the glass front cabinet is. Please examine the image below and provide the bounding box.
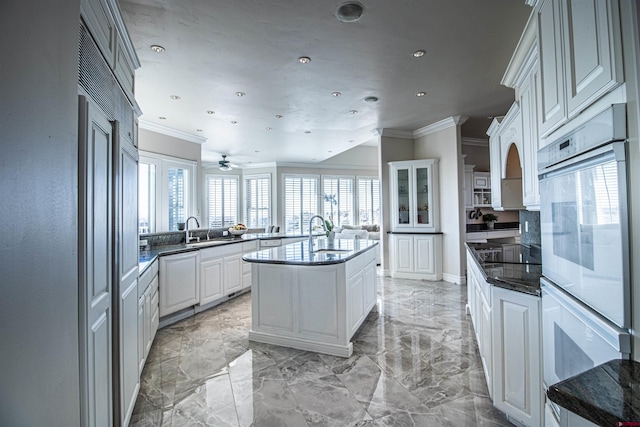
[389,159,439,232]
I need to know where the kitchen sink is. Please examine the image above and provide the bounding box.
[186,240,233,248]
[313,249,351,254]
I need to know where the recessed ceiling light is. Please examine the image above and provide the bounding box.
[236,91,245,97]
[275,114,283,119]
[336,2,364,22]
[150,45,165,53]
[254,150,260,153]
[349,140,354,142]
[196,129,203,132]
[170,95,180,100]
[413,49,426,58]
[416,91,427,97]
[158,116,166,120]
[328,150,333,153]
[349,110,358,114]
[230,120,237,124]
[304,131,311,134]
[363,96,379,103]
[331,91,342,97]
[266,127,272,130]
[206,110,215,115]
[298,56,311,64]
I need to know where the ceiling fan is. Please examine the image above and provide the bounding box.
[218,155,237,171]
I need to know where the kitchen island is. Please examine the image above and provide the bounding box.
[243,238,378,357]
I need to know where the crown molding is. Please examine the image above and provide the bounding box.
[413,115,468,138]
[486,117,504,137]
[371,128,414,139]
[502,9,537,88]
[138,119,208,144]
[461,137,489,147]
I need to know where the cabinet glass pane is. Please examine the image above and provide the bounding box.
[397,168,410,225]
[415,167,429,224]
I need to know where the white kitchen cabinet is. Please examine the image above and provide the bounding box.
[223,254,243,295]
[200,257,224,305]
[467,255,493,396]
[80,0,116,67]
[536,0,623,138]
[473,172,491,189]
[389,159,440,232]
[138,264,159,373]
[389,233,442,281]
[492,286,542,427]
[242,241,258,289]
[159,251,200,317]
[486,103,524,211]
[520,54,541,210]
[464,164,475,210]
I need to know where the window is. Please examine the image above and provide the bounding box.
[322,176,354,226]
[244,174,271,229]
[283,175,319,233]
[206,175,239,228]
[357,177,380,225]
[138,152,197,233]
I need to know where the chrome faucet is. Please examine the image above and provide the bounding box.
[185,216,200,243]
[308,215,327,250]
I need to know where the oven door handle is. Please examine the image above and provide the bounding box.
[538,142,621,180]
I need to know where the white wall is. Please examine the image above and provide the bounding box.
[378,135,414,271]
[414,125,467,283]
[0,1,82,425]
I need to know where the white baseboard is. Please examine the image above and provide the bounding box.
[443,272,466,285]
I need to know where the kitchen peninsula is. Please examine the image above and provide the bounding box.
[243,238,378,357]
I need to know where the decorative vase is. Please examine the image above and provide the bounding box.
[487,221,495,230]
[327,231,336,246]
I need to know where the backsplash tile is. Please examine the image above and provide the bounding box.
[519,210,541,247]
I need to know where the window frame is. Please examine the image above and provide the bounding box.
[282,173,320,234]
[205,173,240,229]
[321,175,355,227]
[356,176,381,225]
[138,151,197,233]
[243,173,272,229]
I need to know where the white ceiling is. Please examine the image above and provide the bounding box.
[119,0,531,168]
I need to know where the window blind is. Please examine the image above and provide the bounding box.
[244,174,271,229]
[322,176,354,226]
[357,177,380,225]
[284,175,318,233]
[207,175,239,228]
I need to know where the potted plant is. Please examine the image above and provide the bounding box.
[482,213,499,230]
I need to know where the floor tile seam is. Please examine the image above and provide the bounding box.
[223,369,244,427]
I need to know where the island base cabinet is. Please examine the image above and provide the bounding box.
[249,248,377,358]
[491,286,542,427]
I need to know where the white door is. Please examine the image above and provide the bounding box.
[78,95,113,427]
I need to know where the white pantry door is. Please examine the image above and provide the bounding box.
[78,95,114,427]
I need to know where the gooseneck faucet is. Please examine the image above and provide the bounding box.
[185,216,200,243]
[308,215,327,250]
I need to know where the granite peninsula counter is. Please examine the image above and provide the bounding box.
[243,239,379,357]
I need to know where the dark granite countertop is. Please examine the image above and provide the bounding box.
[243,239,378,266]
[138,232,327,274]
[466,221,520,232]
[466,242,542,296]
[547,359,640,426]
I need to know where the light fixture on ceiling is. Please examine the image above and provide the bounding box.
[413,49,426,58]
[266,127,272,130]
[206,110,215,115]
[170,95,180,100]
[236,91,245,97]
[336,1,364,22]
[416,91,427,97]
[150,44,165,53]
[363,96,379,103]
[298,56,311,64]
[331,91,342,97]
[196,129,203,132]
[158,116,166,120]
[275,114,283,119]
[304,131,311,134]
[349,110,358,114]
[230,120,238,124]
[218,155,232,171]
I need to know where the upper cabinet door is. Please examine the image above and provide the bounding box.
[537,0,566,137]
[562,0,623,117]
[389,159,439,232]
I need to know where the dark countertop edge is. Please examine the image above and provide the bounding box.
[465,243,542,297]
[243,241,378,266]
[387,231,444,235]
[547,359,640,426]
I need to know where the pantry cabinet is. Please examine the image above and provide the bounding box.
[388,159,440,232]
[536,0,623,138]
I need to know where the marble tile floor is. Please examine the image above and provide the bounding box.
[131,273,513,426]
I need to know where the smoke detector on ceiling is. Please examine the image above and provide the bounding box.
[335,2,364,22]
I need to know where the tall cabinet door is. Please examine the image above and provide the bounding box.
[78,95,114,427]
[116,131,139,427]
